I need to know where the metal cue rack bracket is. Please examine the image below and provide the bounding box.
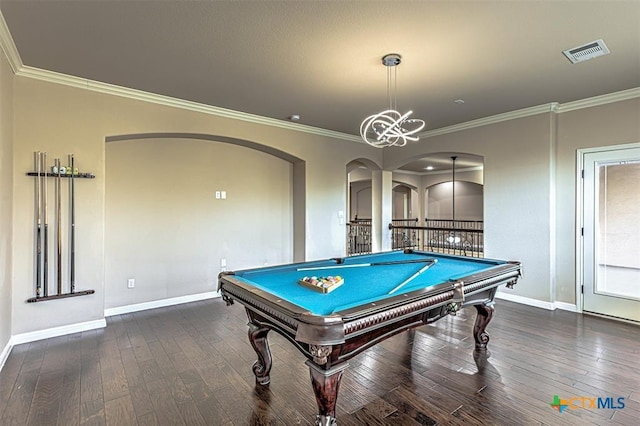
[27,152,95,303]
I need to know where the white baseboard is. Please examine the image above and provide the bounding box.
[553,301,578,312]
[0,338,12,372]
[1,292,221,373]
[104,291,220,317]
[10,318,107,347]
[496,291,577,312]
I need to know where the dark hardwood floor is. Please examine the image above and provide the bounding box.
[0,298,638,425]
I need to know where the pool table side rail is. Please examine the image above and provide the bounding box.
[218,272,329,332]
[218,260,521,348]
[218,269,463,327]
[218,259,520,325]
[340,262,521,337]
[460,261,521,298]
[218,273,465,359]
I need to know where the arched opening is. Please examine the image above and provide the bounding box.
[392,183,416,219]
[104,133,304,309]
[346,159,380,254]
[347,159,375,221]
[391,152,485,256]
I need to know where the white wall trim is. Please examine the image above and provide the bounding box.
[575,143,640,320]
[15,65,363,144]
[0,10,22,73]
[104,291,221,317]
[556,87,640,113]
[419,103,559,139]
[0,338,12,372]
[419,87,640,139]
[554,301,578,313]
[496,291,577,312]
[10,318,107,346]
[1,8,638,144]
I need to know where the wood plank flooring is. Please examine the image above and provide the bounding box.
[1,299,638,425]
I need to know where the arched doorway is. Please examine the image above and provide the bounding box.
[104,133,304,309]
[391,153,485,256]
[346,159,381,254]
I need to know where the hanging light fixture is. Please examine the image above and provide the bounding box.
[360,53,425,148]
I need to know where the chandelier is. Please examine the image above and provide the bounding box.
[360,53,425,148]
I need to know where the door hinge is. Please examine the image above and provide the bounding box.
[581,227,584,236]
[581,285,584,294]
[581,169,584,178]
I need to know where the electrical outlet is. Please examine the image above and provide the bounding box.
[127,278,135,289]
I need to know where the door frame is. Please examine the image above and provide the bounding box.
[576,142,640,316]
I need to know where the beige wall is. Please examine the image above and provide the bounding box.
[381,100,640,306]
[421,169,484,221]
[0,46,13,354]
[384,114,555,302]
[427,181,483,220]
[105,137,293,308]
[11,76,380,335]
[4,47,639,339]
[556,98,640,303]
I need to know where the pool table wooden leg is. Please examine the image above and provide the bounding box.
[306,361,349,426]
[248,322,272,385]
[473,301,495,353]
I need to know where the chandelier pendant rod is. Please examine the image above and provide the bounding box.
[451,156,457,222]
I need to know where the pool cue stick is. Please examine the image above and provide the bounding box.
[34,152,42,297]
[296,257,436,272]
[42,152,49,297]
[56,158,63,295]
[388,259,438,295]
[69,154,75,293]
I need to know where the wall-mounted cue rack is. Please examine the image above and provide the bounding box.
[26,151,96,303]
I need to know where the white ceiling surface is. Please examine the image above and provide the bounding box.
[1,1,639,172]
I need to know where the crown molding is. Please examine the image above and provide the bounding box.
[556,87,640,113]
[420,87,640,139]
[15,65,363,144]
[418,103,559,139]
[9,63,640,145]
[2,9,637,144]
[0,10,22,73]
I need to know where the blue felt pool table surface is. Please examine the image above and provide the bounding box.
[232,251,507,315]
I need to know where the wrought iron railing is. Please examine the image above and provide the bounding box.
[389,219,484,257]
[347,218,371,255]
[390,218,418,251]
[347,218,420,256]
[348,218,482,257]
[425,219,483,231]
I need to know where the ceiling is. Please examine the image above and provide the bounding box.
[1,1,639,173]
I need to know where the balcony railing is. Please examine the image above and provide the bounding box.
[390,219,484,258]
[347,218,372,255]
[348,218,483,257]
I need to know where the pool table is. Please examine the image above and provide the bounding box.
[218,249,521,425]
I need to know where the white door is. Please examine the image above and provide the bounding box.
[582,146,640,322]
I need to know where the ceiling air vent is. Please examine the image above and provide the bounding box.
[563,39,610,64]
